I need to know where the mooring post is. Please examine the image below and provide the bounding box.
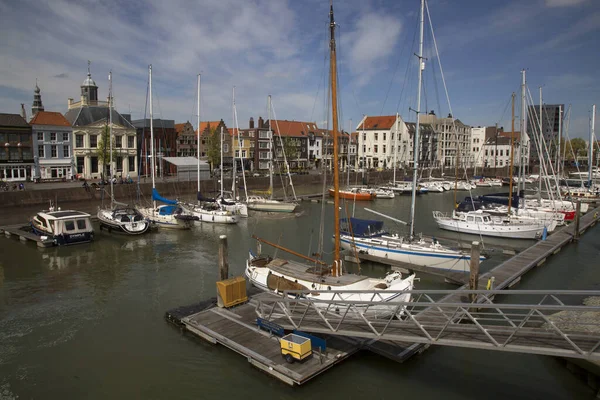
[469,241,480,303]
[574,201,581,241]
[219,235,229,281]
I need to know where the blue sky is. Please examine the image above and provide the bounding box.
[0,0,598,138]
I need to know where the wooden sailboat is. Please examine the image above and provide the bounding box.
[246,95,298,213]
[138,66,196,229]
[245,2,414,317]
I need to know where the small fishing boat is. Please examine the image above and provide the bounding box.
[374,188,395,199]
[32,209,94,245]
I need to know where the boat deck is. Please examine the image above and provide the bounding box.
[266,258,368,286]
[177,292,362,386]
[0,224,55,247]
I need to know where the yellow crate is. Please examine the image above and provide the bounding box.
[280,333,312,363]
[216,276,248,308]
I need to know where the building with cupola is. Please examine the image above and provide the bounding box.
[64,64,138,180]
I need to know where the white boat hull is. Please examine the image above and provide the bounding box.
[138,207,195,230]
[182,204,239,224]
[247,200,298,213]
[433,215,544,239]
[339,235,477,272]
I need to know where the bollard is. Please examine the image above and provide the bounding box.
[469,241,480,303]
[574,201,581,241]
[219,235,229,281]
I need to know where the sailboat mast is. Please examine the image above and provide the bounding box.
[220,126,224,197]
[109,70,114,209]
[538,87,543,201]
[149,65,156,209]
[330,2,341,275]
[268,95,274,200]
[393,112,399,185]
[197,74,201,194]
[409,0,425,239]
[508,92,515,213]
[589,104,596,188]
[519,69,526,195]
[556,105,562,177]
[232,87,236,199]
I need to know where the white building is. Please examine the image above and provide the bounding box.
[420,112,471,168]
[356,115,408,169]
[30,111,74,180]
[64,68,138,180]
[482,132,529,170]
[469,126,486,169]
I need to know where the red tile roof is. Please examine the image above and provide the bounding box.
[30,111,71,127]
[174,122,187,133]
[359,115,397,130]
[196,120,224,136]
[498,131,521,141]
[270,120,320,137]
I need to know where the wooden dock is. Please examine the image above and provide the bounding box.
[175,292,362,386]
[0,224,55,247]
[369,206,600,363]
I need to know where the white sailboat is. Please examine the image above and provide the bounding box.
[246,95,298,213]
[338,0,482,273]
[245,2,414,318]
[180,75,238,224]
[138,65,196,229]
[97,71,151,235]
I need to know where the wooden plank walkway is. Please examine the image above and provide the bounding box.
[179,292,362,386]
[0,224,55,247]
[367,206,600,362]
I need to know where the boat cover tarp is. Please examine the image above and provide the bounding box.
[158,205,178,216]
[152,188,178,205]
[340,217,385,237]
[475,191,521,208]
[197,192,216,202]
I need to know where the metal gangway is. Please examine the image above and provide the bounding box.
[255,290,600,361]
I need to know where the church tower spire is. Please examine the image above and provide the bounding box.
[31,79,44,117]
[80,60,98,106]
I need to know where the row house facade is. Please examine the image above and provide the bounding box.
[469,126,486,168]
[65,69,138,180]
[270,120,312,170]
[132,118,176,176]
[0,113,33,181]
[239,117,271,171]
[30,111,74,180]
[231,127,253,171]
[420,112,471,168]
[197,120,232,168]
[175,121,197,157]
[356,115,406,170]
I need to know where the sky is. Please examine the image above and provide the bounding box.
[0,0,598,138]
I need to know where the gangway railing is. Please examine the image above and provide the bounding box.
[255,290,600,361]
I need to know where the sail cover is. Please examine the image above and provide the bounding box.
[152,188,177,205]
[340,218,385,237]
[197,192,216,202]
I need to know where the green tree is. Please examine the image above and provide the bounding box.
[96,125,118,178]
[565,138,587,160]
[205,127,221,171]
[281,137,298,161]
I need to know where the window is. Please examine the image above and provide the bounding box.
[76,135,84,148]
[363,145,366,153]
[91,156,98,173]
[9,148,19,160]
[116,136,122,148]
[77,157,84,173]
[500,150,503,156]
[363,133,366,141]
[485,150,488,156]
[50,133,56,141]
[76,220,87,230]
[239,139,244,148]
[90,135,97,148]
[65,221,75,231]
[116,156,123,172]
[128,157,135,172]
[63,146,69,158]
[242,150,247,158]
[259,152,269,159]
[62,133,69,141]
[507,150,510,157]
[128,136,134,148]
[391,132,394,141]
[383,145,386,154]
[259,142,270,149]
[22,148,32,160]
[0,149,6,160]
[235,150,240,158]
[374,145,378,153]
[374,132,378,141]
[38,132,44,141]
[223,144,229,153]
[259,131,271,139]
[38,145,45,158]
[51,145,57,158]
[249,130,255,137]
[9,133,18,142]
[383,132,386,141]
[20,133,29,143]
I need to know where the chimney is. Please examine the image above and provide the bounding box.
[258,116,264,129]
[20,104,27,120]
[249,117,254,129]
[68,98,73,109]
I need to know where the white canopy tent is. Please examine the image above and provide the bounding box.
[162,157,210,182]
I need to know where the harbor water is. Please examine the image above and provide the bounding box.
[0,188,598,399]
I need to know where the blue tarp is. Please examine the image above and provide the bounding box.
[152,188,178,205]
[340,217,385,237]
[158,205,178,216]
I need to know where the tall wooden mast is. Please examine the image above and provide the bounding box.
[330,1,341,277]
